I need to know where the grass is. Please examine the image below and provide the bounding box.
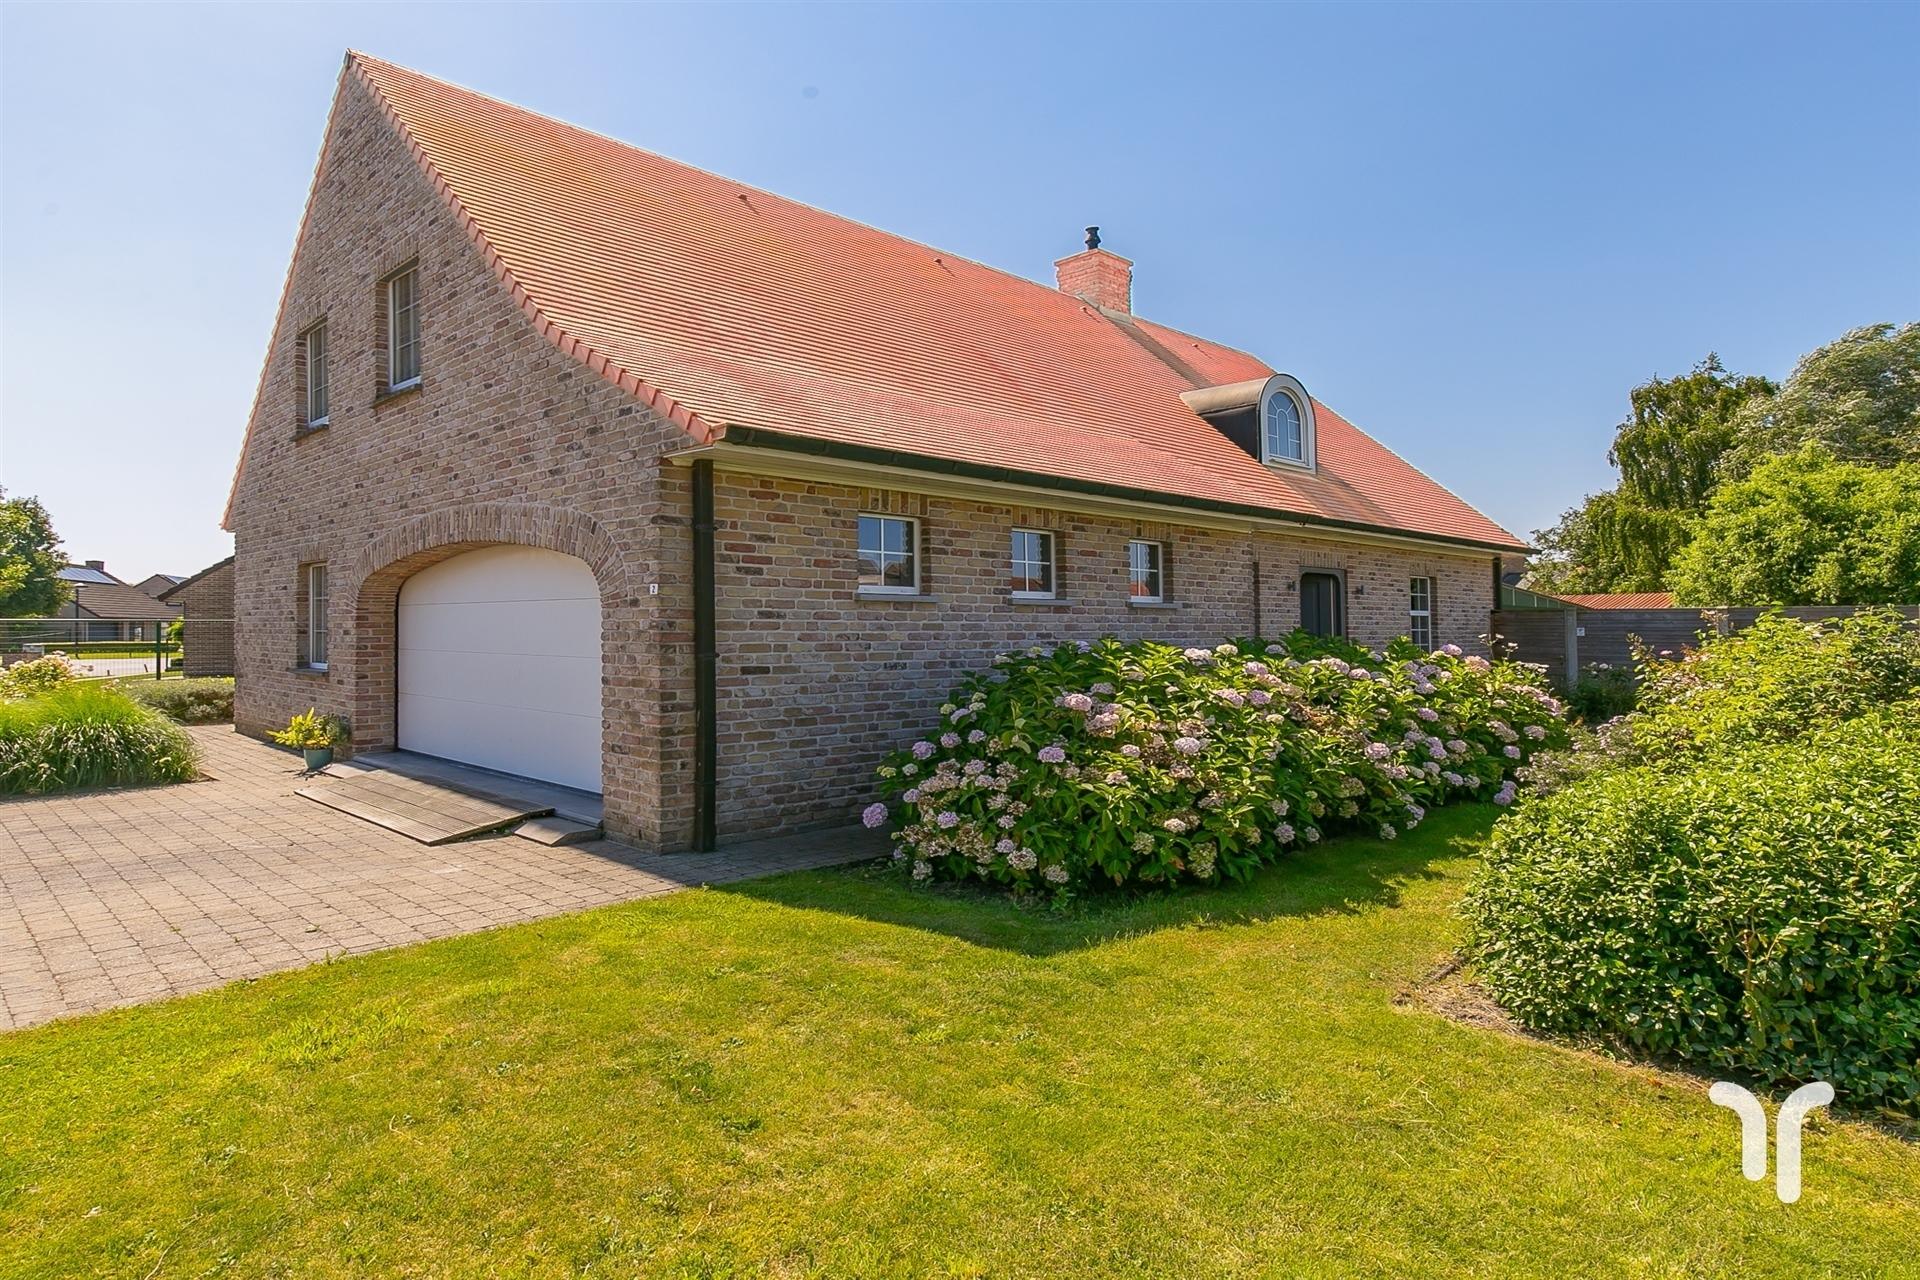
[0,683,199,795]
[1,806,1914,1277]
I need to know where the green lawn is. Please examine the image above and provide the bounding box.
[2,807,1914,1278]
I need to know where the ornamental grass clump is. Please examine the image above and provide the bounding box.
[867,634,1568,895]
[0,683,200,796]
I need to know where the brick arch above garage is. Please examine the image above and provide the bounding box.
[340,502,646,808]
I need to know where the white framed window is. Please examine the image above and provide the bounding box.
[303,321,329,428]
[856,514,919,594]
[1258,374,1317,470]
[1127,540,1164,603]
[1009,528,1056,599]
[1409,576,1434,650]
[386,266,421,389]
[303,563,329,670]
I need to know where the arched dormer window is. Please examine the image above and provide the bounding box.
[1260,374,1315,469]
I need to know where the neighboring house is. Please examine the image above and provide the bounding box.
[54,563,180,642]
[159,557,236,676]
[134,573,188,600]
[225,53,1529,851]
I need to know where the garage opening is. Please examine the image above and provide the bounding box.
[396,545,603,793]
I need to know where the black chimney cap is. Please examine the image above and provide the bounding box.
[1084,226,1101,250]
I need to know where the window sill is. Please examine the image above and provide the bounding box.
[1008,596,1072,606]
[291,664,330,676]
[1127,600,1182,610]
[293,420,331,441]
[373,380,422,408]
[855,590,937,603]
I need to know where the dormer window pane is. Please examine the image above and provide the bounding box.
[1265,391,1303,462]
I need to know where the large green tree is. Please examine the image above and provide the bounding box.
[1723,322,1920,474]
[1668,446,1920,605]
[0,489,70,617]
[1528,356,1774,594]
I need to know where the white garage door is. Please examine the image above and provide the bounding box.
[397,545,603,793]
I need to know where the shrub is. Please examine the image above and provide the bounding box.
[0,684,201,795]
[123,677,235,724]
[1521,610,1920,795]
[1564,663,1636,723]
[1464,711,1920,1116]
[0,652,77,699]
[868,634,1569,895]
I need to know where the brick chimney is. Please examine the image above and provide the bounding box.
[85,560,105,572]
[1054,226,1132,313]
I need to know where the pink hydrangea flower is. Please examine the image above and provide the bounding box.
[1037,744,1067,764]
[861,803,888,829]
[1504,744,1522,758]
[940,732,960,749]
[935,811,960,829]
[1058,692,1095,713]
[1173,737,1205,756]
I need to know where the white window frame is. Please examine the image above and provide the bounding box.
[386,266,421,391]
[303,321,329,428]
[1008,527,1057,600]
[1127,539,1164,604]
[1409,576,1435,650]
[304,563,329,670]
[856,513,920,595]
[1257,373,1317,472]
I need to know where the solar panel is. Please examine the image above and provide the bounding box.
[56,567,117,584]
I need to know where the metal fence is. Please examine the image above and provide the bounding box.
[0,617,236,680]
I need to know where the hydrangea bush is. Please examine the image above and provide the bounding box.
[867,634,1568,895]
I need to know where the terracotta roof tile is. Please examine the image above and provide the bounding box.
[331,54,1526,552]
[1550,592,1677,610]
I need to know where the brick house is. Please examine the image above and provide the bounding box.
[159,557,235,676]
[224,53,1528,852]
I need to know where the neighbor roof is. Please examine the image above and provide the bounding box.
[70,581,181,621]
[240,53,1525,553]
[1550,592,1677,610]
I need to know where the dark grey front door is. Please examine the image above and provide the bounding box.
[1300,572,1344,638]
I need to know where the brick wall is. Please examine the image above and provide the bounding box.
[169,560,235,677]
[702,469,1495,841]
[226,73,693,849]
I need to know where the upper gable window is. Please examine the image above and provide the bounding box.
[300,320,329,431]
[1260,375,1315,469]
[386,265,421,390]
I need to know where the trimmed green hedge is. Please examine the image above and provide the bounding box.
[0,685,201,795]
[1464,612,1920,1115]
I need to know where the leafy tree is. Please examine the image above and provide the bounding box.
[1668,446,1920,605]
[1723,322,1920,474]
[0,489,70,617]
[1529,356,1773,593]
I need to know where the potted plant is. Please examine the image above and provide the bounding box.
[271,708,350,772]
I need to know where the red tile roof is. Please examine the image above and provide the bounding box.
[257,53,1527,552]
[1550,592,1677,610]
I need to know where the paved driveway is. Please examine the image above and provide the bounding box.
[0,727,880,1031]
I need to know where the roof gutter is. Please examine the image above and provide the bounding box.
[698,426,1532,556]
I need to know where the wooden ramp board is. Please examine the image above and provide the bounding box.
[297,763,553,845]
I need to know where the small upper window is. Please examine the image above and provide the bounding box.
[387,266,421,389]
[1264,389,1304,463]
[1009,529,1056,599]
[1409,576,1434,650]
[1257,374,1316,469]
[857,514,918,594]
[303,322,329,428]
[1127,540,1164,603]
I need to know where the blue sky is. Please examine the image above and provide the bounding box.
[2,2,1915,581]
